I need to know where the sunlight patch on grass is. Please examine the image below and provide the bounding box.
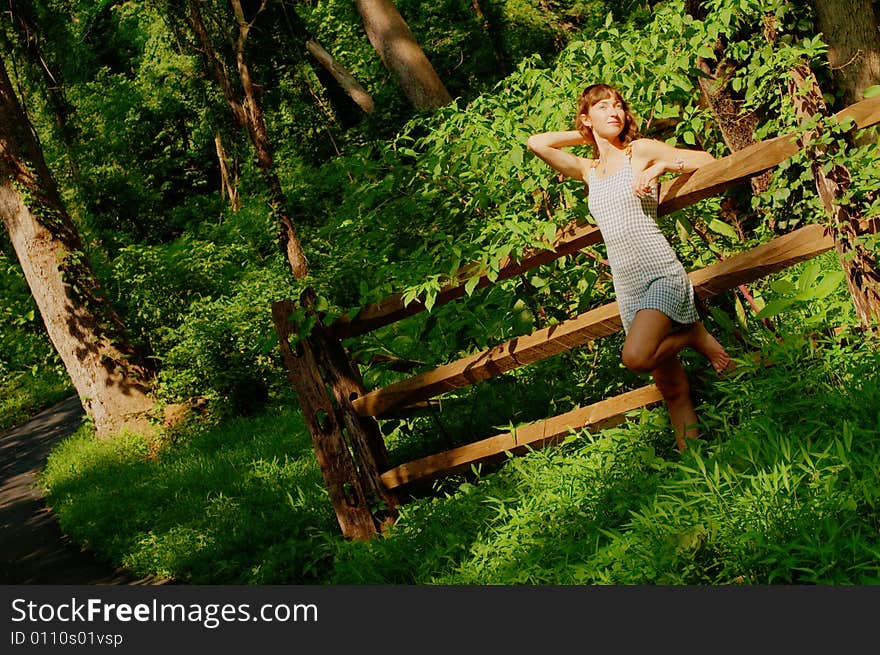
[0,370,72,432]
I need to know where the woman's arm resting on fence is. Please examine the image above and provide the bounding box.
[631,138,715,197]
[526,130,591,183]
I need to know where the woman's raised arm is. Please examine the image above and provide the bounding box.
[526,130,591,183]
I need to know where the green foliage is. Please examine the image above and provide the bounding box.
[0,249,71,430]
[40,410,336,583]
[0,250,44,374]
[754,254,851,327]
[154,262,293,413]
[589,329,880,585]
[233,0,624,168]
[110,235,259,340]
[65,11,216,249]
[10,0,880,588]
[39,327,880,584]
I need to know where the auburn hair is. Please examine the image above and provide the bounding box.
[576,84,640,153]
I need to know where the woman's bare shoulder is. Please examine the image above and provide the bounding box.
[630,138,666,156]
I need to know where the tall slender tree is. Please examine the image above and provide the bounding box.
[0,53,156,437]
[355,0,452,110]
[183,0,309,278]
[278,3,374,116]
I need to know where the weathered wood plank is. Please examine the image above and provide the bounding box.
[352,223,834,418]
[330,96,880,338]
[835,94,880,133]
[309,318,399,527]
[690,222,834,297]
[380,384,664,489]
[354,302,622,418]
[272,299,378,539]
[657,133,800,215]
[329,222,603,339]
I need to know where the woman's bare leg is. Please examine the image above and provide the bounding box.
[651,357,699,451]
[622,309,731,373]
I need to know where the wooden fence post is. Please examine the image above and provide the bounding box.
[301,289,399,530]
[271,298,379,540]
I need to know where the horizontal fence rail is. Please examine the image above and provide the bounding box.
[352,223,835,419]
[658,92,880,212]
[380,384,664,489]
[329,223,604,339]
[329,96,880,341]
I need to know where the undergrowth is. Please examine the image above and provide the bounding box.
[39,320,880,585]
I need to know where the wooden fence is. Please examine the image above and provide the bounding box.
[272,95,880,540]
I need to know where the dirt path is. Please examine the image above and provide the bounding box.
[0,396,153,584]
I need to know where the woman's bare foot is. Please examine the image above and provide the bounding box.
[691,322,733,374]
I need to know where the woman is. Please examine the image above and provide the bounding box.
[527,83,731,451]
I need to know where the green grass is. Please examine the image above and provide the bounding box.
[0,369,73,433]
[40,409,337,583]
[38,323,880,585]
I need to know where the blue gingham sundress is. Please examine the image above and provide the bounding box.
[586,150,698,334]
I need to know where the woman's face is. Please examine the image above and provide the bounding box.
[581,94,626,141]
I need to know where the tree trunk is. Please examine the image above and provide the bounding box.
[277,2,375,116]
[187,0,309,279]
[304,40,375,114]
[693,61,771,192]
[0,56,156,437]
[683,0,773,321]
[214,130,240,211]
[811,0,880,107]
[354,0,453,110]
[788,63,880,326]
[686,0,771,201]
